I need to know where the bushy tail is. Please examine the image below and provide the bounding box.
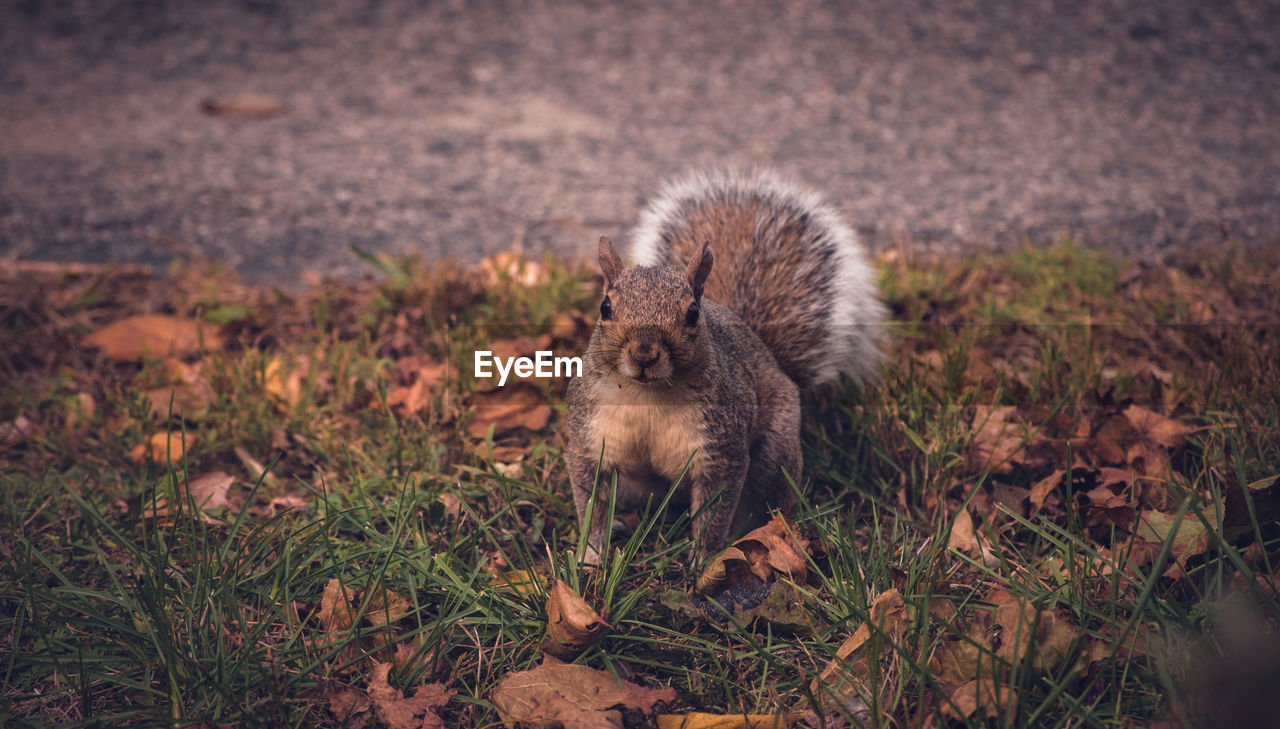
[630,169,886,388]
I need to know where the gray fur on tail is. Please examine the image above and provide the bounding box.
[630,169,886,387]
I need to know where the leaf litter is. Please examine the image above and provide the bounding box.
[2,243,1278,727]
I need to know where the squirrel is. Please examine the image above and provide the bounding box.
[565,169,887,561]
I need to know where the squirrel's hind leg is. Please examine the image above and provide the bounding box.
[737,371,803,528]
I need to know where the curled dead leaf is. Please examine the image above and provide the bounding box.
[490,661,675,729]
[696,516,812,596]
[83,315,223,362]
[468,383,551,437]
[540,579,611,660]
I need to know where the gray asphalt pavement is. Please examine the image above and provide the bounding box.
[2,0,1278,281]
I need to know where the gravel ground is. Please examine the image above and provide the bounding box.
[2,0,1278,281]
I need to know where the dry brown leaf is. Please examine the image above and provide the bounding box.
[366,587,413,627]
[488,569,546,595]
[320,578,359,634]
[327,686,373,728]
[946,509,999,567]
[1123,405,1195,449]
[733,515,812,582]
[146,359,215,420]
[989,590,1078,674]
[200,93,289,119]
[931,634,985,687]
[129,431,193,464]
[696,517,812,596]
[468,383,551,437]
[186,471,235,522]
[655,713,795,728]
[388,379,433,417]
[392,638,439,678]
[1028,469,1064,515]
[0,413,40,449]
[965,405,1026,474]
[366,662,453,729]
[1136,510,1210,578]
[941,678,1016,721]
[264,355,310,411]
[810,588,907,719]
[541,579,611,660]
[694,546,760,597]
[490,661,675,729]
[84,315,223,362]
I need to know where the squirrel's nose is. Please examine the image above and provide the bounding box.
[628,343,660,369]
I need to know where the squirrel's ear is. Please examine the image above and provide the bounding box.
[686,241,714,299]
[598,235,623,285]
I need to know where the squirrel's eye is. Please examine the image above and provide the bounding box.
[600,296,613,321]
[684,301,700,327]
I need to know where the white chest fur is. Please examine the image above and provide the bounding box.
[585,378,707,503]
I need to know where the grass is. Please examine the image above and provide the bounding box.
[1,241,1278,728]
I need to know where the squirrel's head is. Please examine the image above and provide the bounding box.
[593,235,713,385]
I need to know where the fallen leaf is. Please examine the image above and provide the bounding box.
[84,315,223,362]
[186,471,235,523]
[366,662,453,729]
[490,661,675,729]
[1136,510,1210,577]
[488,569,545,595]
[941,678,1016,721]
[0,413,41,449]
[129,431,193,464]
[806,587,906,724]
[964,405,1020,474]
[696,517,812,596]
[656,713,795,728]
[366,587,413,627]
[989,590,1079,674]
[694,546,766,597]
[549,310,591,343]
[541,579,611,660]
[1123,405,1195,449]
[264,355,310,411]
[947,509,999,567]
[320,578,359,634]
[200,93,289,119]
[1028,469,1064,515]
[393,637,439,678]
[146,359,215,420]
[327,685,373,728]
[468,383,551,437]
